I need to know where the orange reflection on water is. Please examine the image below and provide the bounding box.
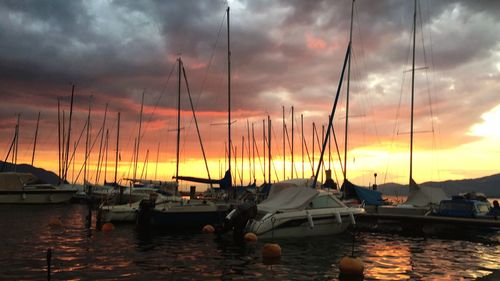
[362,241,412,280]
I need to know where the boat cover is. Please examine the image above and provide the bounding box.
[404,179,448,207]
[341,179,384,206]
[0,172,38,191]
[258,186,318,213]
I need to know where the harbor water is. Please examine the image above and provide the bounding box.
[1,204,499,280]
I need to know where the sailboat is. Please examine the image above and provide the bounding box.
[364,0,447,216]
[244,9,364,238]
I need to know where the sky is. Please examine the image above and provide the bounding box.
[0,0,499,189]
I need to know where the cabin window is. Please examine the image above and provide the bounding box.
[308,195,343,209]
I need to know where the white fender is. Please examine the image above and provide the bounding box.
[349,212,356,225]
[306,211,314,229]
[335,212,342,224]
[22,193,27,200]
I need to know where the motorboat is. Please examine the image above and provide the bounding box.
[245,179,364,239]
[0,172,76,204]
[137,198,231,229]
[100,193,181,223]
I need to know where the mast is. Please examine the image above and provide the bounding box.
[241,136,244,186]
[57,98,61,179]
[14,114,20,171]
[176,58,181,183]
[155,142,160,181]
[114,112,120,185]
[409,0,417,186]
[267,115,271,184]
[134,92,144,180]
[343,0,355,181]
[262,119,266,183]
[227,7,232,193]
[104,129,109,183]
[84,96,92,185]
[291,106,294,178]
[96,103,108,184]
[31,111,40,166]
[312,122,316,176]
[301,114,304,178]
[63,85,75,181]
[247,120,251,184]
[282,106,285,181]
[252,122,256,182]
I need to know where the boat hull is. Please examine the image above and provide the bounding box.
[0,190,75,204]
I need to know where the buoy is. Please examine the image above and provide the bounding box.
[101,222,115,232]
[244,232,258,242]
[339,256,364,276]
[201,224,215,234]
[48,217,62,227]
[262,243,281,259]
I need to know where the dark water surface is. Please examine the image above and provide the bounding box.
[1,204,499,280]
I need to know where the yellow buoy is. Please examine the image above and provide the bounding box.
[48,217,62,227]
[244,232,258,242]
[339,256,364,276]
[101,222,115,232]
[201,224,215,234]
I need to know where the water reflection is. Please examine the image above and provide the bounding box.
[0,205,499,280]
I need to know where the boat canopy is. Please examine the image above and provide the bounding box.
[341,179,385,206]
[267,178,318,198]
[258,186,319,213]
[0,172,38,190]
[404,179,448,207]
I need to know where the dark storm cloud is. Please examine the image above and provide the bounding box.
[0,0,499,158]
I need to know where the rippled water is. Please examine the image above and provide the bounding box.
[1,204,499,280]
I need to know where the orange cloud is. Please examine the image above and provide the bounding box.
[306,33,327,50]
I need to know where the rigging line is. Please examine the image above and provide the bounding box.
[139,62,177,141]
[270,122,283,181]
[253,130,266,180]
[284,123,299,177]
[73,118,106,184]
[184,9,227,139]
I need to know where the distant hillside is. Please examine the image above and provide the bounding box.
[377,173,500,197]
[0,161,64,185]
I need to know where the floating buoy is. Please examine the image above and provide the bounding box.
[101,222,115,232]
[201,224,215,234]
[262,243,281,258]
[48,217,62,227]
[339,256,364,276]
[244,232,258,242]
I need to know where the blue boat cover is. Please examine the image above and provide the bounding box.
[341,179,384,206]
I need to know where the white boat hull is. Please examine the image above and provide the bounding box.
[248,212,356,239]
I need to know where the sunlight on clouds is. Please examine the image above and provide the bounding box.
[468,104,500,138]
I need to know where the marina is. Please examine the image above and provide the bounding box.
[1,0,500,280]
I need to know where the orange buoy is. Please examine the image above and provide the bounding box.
[48,217,62,227]
[244,232,258,242]
[201,224,215,234]
[339,256,364,276]
[262,243,281,259]
[101,222,115,232]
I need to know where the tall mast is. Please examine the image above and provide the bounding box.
[104,129,109,183]
[343,0,355,181]
[252,122,255,182]
[291,106,294,178]
[176,58,181,183]
[241,136,244,186]
[262,119,266,183]
[410,0,417,186]
[31,111,40,166]
[57,98,61,179]
[114,112,120,184]
[247,120,251,184]
[134,92,144,180]
[301,114,304,178]
[312,122,316,176]
[14,114,20,171]
[155,142,160,181]
[282,106,285,181]
[227,7,232,188]
[84,96,92,184]
[63,85,75,181]
[267,115,271,184]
